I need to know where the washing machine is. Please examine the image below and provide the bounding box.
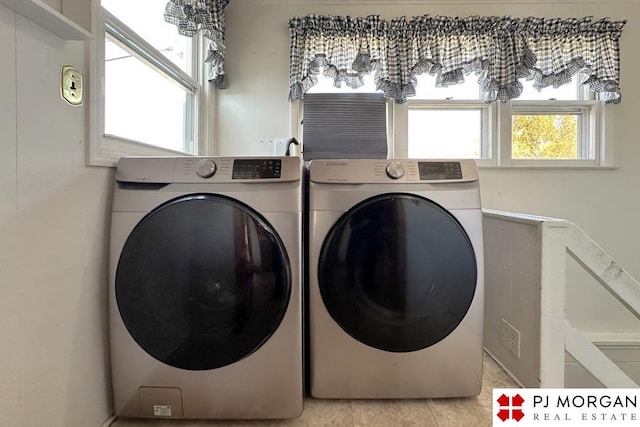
[307,158,484,399]
[109,156,303,419]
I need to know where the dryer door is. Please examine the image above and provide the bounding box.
[115,194,291,370]
[318,193,476,352]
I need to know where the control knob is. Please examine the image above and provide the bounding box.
[385,161,405,179]
[195,159,217,178]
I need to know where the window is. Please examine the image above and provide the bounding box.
[407,107,486,159]
[89,0,210,166]
[288,14,623,168]
[507,76,602,166]
[302,92,388,160]
[302,74,388,160]
[299,74,610,167]
[392,74,610,167]
[405,78,490,160]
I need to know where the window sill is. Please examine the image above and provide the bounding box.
[88,135,192,168]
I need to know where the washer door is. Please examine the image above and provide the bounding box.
[116,194,291,370]
[318,194,476,352]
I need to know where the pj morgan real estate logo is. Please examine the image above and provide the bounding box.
[493,388,640,426]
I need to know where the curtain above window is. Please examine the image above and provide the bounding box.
[165,0,230,88]
[288,15,625,104]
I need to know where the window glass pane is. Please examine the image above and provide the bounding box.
[102,0,190,72]
[414,75,481,100]
[518,75,579,101]
[408,109,482,158]
[105,35,194,153]
[512,114,588,159]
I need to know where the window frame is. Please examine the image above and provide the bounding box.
[297,71,613,168]
[88,7,212,167]
[392,96,612,169]
[399,99,495,166]
[506,100,606,167]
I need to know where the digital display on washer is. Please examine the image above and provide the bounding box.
[232,159,281,179]
[418,161,463,180]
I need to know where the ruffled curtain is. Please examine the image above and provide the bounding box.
[288,15,626,104]
[164,0,230,88]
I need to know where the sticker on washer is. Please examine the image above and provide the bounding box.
[153,405,172,417]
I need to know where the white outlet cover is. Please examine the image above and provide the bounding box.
[61,64,83,106]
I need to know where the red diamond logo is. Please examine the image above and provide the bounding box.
[496,393,525,422]
[512,394,525,406]
[497,408,510,421]
[497,394,510,406]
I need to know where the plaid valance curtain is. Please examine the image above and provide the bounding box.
[288,15,626,104]
[164,0,230,88]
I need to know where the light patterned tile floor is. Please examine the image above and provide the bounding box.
[110,352,519,427]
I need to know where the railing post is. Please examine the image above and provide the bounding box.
[539,221,570,387]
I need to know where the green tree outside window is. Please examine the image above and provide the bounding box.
[512,115,578,159]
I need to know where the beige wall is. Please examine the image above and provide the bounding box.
[219,0,640,333]
[0,7,113,427]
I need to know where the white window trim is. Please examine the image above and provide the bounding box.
[87,8,212,167]
[398,99,495,165]
[390,100,614,169]
[498,100,613,168]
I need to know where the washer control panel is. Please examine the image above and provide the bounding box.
[309,159,478,184]
[418,161,463,180]
[232,159,281,179]
[115,156,300,184]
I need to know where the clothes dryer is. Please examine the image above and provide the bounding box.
[109,156,303,419]
[307,159,484,398]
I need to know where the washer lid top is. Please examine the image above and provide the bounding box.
[309,159,478,184]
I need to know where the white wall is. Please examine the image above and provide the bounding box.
[0,6,113,427]
[219,0,640,334]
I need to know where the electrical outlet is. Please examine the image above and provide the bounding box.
[501,318,521,358]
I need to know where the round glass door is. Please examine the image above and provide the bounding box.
[116,194,291,370]
[318,193,476,352]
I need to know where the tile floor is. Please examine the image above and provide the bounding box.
[111,352,519,427]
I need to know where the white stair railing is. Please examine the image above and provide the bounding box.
[564,320,637,388]
[563,223,640,388]
[566,223,640,319]
[483,210,640,388]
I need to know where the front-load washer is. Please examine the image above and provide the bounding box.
[109,156,303,419]
[308,158,484,399]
